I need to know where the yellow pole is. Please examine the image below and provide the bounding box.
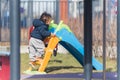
[38,36,60,72]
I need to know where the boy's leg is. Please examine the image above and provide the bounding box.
[29,41,36,62]
[33,39,45,65]
[53,45,58,56]
[53,48,58,56]
[28,38,37,70]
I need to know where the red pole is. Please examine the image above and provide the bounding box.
[0,56,10,80]
[60,0,68,24]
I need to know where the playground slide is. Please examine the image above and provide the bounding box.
[38,21,103,72]
[56,28,103,70]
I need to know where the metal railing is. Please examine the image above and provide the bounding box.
[0,0,84,42]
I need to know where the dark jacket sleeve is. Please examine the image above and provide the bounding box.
[40,25,51,38]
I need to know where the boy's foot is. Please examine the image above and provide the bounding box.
[27,61,36,71]
[29,62,36,68]
[27,66,32,71]
[35,58,43,65]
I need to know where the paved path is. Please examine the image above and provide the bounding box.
[21,72,117,80]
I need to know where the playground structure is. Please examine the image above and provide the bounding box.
[24,21,103,74]
[0,56,10,80]
[0,48,10,80]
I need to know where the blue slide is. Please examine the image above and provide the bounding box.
[49,22,103,70]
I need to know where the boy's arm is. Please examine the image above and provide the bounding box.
[50,33,55,37]
[40,26,51,37]
[40,26,56,38]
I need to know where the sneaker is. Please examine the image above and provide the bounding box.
[35,58,43,65]
[29,62,36,68]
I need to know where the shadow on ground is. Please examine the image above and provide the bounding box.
[49,60,62,63]
[45,66,83,73]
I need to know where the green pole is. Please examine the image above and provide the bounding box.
[117,0,120,80]
[10,0,20,80]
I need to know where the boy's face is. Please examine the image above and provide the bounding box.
[46,19,52,25]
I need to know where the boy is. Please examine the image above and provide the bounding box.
[28,12,55,69]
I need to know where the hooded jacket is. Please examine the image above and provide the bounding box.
[31,19,51,41]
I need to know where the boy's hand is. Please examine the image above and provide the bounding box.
[51,33,56,37]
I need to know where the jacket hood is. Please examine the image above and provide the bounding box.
[33,19,44,27]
